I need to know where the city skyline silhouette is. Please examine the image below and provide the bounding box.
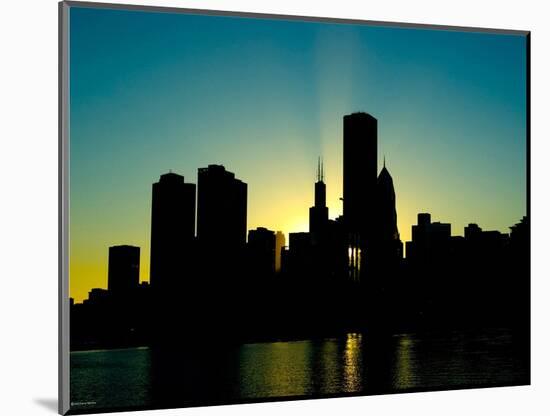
[70,127,526,304]
[70,111,528,354]
[69,130,527,304]
[68,6,527,304]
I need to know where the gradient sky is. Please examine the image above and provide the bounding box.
[69,6,527,303]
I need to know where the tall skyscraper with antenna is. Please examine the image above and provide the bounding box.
[309,157,329,236]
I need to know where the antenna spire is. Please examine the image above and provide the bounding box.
[317,157,321,182]
[383,155,386,169]
[316,156,325,182]
[317,156,325,182]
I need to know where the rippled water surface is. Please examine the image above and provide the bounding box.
[70,328,529,412]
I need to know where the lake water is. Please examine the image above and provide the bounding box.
[70,328,529,413]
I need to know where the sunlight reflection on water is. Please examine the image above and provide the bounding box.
[70,329,528,412]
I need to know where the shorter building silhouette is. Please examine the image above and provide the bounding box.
[83,288,110,306]
[464,223,509,252]
[275,231,286,273]
[197,164,247,248]
[150,172,196,293]
[406,213,452,267]
[288,232,313,280]
[247,227,276,278]
[108,245,140,297]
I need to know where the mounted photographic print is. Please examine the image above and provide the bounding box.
[59,1,530,414]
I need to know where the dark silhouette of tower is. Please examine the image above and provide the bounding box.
[247,227,276,277]
[309,157,329,236]
[343,112,378,281]
[150,172,196,291]
[192,165,248,339]
[288,232,313,279]
[108,245,140,295]
[343,112,377,236]
[197,165,247,248]
[374,160,403,266]
[367,161,404,325]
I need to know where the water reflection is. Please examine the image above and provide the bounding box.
[343,333,363,391]
[315,340,342,393]
[70,329,528,413]
[70,347,152,410]
[392,334,416,390]
[238,341,313,398]
[237,335,367,398]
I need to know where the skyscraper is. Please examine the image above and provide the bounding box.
[150,172,196,291]
[288,232,312,278]
[374,162,403,266]
[108,245,140,295]
[309,157,329,236]
[343,112,378,237]
[343,112,378,281]
[197,164,247,248]
[247,227,276,277]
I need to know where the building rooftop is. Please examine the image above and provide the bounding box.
[345,111,377,120]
